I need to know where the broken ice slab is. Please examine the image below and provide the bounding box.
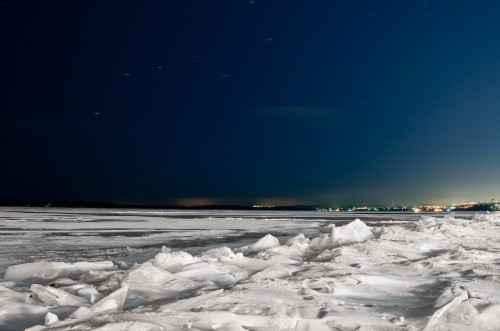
[4,261,115,283]
[331,219,375,248]
[121,262,206,301]
[31,284,90,307]
[233,234,280,255]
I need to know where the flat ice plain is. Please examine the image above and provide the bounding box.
[0,208,499,330]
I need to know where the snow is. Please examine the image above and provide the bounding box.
[1,208,500,330]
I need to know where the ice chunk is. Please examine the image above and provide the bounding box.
[0,284,38,305]
[94,272,125,294]
[90,286,128,314]
[68,306,93,319]
[446,301,478,325]
[174,262,246,286]
[314,248,340,262]
[4,261,115,283]
[212,263,250,283]
[121,262,203,300]
[223,255,275,275]
[415,216,438,233]
[53,283,103,303]
[49,278,79,286]
[257,242,314,261]
[80,269,124,283]
[44,312,58,325]
[319,223,336,233]
[77,286,104,304]
[285,233,309,245]
[479,304,500,329]
[251,263,292,280]
[234,234,280,255]
[174,262,219,282]
[0,285,49,330]
[473,213,500,223]
[310,234,333,252]
[68,286,129,320]
[250,234,280,251]
[424,287,468,331]
[331,219,374,247]
[202,246,236,260]
[31,284,90,307]
[433,286,467,308]
[153,250,196,271]
[114,261,130,270]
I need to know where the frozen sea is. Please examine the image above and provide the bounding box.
[0,207,499,330]
[0,207,430,275]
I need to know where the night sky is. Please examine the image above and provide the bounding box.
[2,1,500,206]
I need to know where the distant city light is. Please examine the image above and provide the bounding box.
[315,199,499,213]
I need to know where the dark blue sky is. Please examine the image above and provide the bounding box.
[2,0,499,206]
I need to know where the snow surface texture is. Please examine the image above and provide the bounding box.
[0,209,500,330]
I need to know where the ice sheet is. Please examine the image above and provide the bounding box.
[1,208,498,330]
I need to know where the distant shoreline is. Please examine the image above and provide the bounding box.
[0,201,497,212]
[0,201,315,210]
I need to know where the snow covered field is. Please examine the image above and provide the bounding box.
[1,208,499,330]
